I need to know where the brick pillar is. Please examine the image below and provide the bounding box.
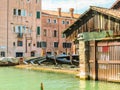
[77,41,89,79]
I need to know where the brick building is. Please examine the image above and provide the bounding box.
[0,0,41,57]
[41,8,80,56]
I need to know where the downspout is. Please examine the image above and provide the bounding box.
[7,0,9,57]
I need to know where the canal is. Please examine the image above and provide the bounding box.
[0,67,119,90]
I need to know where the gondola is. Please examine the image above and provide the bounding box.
[71,55,79,66]
[56,55,72,64]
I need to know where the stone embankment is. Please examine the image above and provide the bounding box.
[15,64,80,75]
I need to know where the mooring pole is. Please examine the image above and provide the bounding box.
[40,82,44,90]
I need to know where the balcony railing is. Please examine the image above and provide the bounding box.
[17,33,23,38]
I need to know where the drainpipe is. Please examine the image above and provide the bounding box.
[7,0,9,57]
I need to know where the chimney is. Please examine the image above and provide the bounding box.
[58,8,61,17]
[69,8,74,18]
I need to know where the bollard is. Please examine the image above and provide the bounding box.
[40,82,44,90]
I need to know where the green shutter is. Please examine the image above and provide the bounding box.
[37,27,40,35]
[36,11,40,18]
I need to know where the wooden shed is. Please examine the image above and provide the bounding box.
[63,6,120,82]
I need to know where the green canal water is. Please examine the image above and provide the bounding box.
[0,67,120,90]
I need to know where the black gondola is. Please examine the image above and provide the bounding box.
[56,55,71,64]
[72,54,79,66]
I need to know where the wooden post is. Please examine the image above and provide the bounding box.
[40,83,44,90]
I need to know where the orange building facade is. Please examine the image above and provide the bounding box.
[0,0,41,57]
[41,8,80,56]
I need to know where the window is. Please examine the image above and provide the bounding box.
[18,9,21,16]
[13,9,27,16]
[63,43,66,48]
[62,21,65,24]
[54,42,58,48]
[47,19,51,23]
[16,52,23,57]
[53,30,57,37]
[53,20,57,24]
[37,42,40,47]
[21,9,26,16]
[17,41,23,46]
[63,42,71,48]
[40,41,47,48]
[66,21,69,24]
[36,26,40,35]
[18,26,23,33]
[36,11,40,18]
[43,29,47,36]
[13,42,15,46]
[13,9,17,15]
[62,34,66,38]
[14,25,26,33]
[1,51,5,57]
[67,43,72,48]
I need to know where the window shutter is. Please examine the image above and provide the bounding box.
[21,9,24,16]
[20,26,23,33]
[15,26,19,33]
[37,27,40,35]
[36,11,40,18]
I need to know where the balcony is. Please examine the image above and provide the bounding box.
[17,33,23,38]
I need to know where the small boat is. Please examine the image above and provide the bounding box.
[72,55,79,66]
[56,55,72,64]
[24,57,47,65]
[46,54,79,66]
[0,57,19,66]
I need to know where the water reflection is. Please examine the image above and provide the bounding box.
[79,80,120,90]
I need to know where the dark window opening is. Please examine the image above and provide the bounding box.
[62,21,65,24]
[1,51,5,57]
[13,42,15,46]
[66,21,69,24]
[63,42,72,48]
[18,9,21,16]
[13,9,17,15]
[16,52,23,57]
[37,42,40,47]
[53,30,57,37]
[40,41,47,48]
[17,41,23,46]
[54,42,58,48]
[31,52,35,57]
[54,20,57,23]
